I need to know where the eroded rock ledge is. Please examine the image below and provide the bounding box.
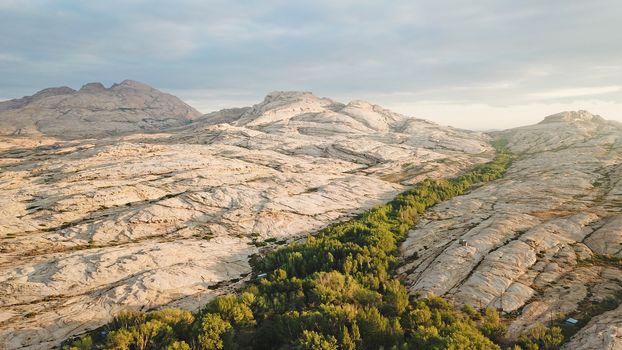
[399,111,622,349]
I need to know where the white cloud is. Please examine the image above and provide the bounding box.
[0,53,22,62]
[168,88,264,113]
[529,86,621,100]
[1,0,622,130]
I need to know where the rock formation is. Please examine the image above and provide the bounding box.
[2,81,620,349]
[399,111,622,348]
[0,85,491,349]
[0,80,201,139]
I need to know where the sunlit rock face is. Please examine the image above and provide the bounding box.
[399,111,622,349]
[0,85,492,349]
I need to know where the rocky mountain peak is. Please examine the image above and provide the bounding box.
[231,91,413,133]
[78,82,106,92]
[3,82,621,349]
[539,110,605,124]
[264,90,314,101]
[260,90,338,108]
[33,86,77,98]
[110,79,155,91]
[346,99,374,109]
[0,80,201,138]
[234,91,342,127]
[0,86,77,112]
[0,86,496,349]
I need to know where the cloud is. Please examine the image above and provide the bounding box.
[0,0,621,127]
[528,86,621,100]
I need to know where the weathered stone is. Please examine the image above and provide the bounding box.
[0,86,491,349]
[562,304,622,350]
[400,111,622,343]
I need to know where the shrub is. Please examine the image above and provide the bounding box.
[480,308,507,342]
[295,330,339,350]
[196,313,234,350]
[517,323,564,350]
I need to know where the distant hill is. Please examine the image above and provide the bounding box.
[0,80,201,139]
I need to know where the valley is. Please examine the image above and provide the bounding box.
[0,84,490,349]
[399,111,622,349]
[0,82,620,349]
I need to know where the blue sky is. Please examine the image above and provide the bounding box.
[1,0,621,129]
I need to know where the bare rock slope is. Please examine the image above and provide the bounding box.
[399,111,622,349]
[0,87,492,349]
[0,80,201,139]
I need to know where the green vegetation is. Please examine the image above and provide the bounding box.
[63,146,514,350]
[480,307,507,343]
[516,323,564,350]
[569,288,622,332]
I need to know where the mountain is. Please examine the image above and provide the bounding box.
[1,81,620,349]
[399,111,622,348]
[0,86,492,349]
[0,80,201,139]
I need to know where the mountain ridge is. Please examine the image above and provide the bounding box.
[1,81,612,139]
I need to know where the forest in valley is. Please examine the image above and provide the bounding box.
[63,145,565,350]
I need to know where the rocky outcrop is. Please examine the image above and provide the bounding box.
[399,111,622,348]
[562,304,622,349]
[0,80,201,139]
[538,110,607,125]
[0,89,491,349]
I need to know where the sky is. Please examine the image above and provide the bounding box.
[1,0,621,129]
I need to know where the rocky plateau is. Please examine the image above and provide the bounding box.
[0,82,620,349]
[0,83,492,349]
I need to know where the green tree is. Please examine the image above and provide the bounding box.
[165,340,191,350]
[135,319,174,350]
[106,328,135,350]
[196,313,234,350]
[481,308,507,342]
[111,310,147,329]
[461,304,481,320]
[295,330,339,350]
[207,295,255,327]
[517,323,564,350]
[62,335,93,350]
[357,307,403,349]
[382,279,409,316]
[340,326,356,350]
[150,308,195,336]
